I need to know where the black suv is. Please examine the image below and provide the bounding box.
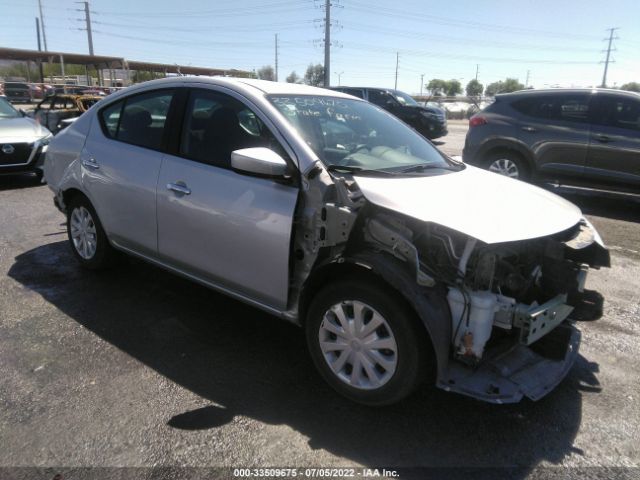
[329,86,448,140]
[463,88,640,193]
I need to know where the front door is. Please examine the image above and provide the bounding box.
[156,87,299,310]
[586,93,640,190]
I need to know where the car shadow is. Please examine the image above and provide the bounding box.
[8,241,601,472]
[0,173,44,191]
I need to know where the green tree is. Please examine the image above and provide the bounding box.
[304,63,324,86]
[427,78,447,96]
[256,65,275,81]
[132,71,164,83]
[485,77,525,96]
[445,79,462,96]
[466,79,484,98]
[286,71,300,83]
[620,82,640,92]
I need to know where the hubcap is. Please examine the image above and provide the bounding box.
[489,158,520,178]
[70,206,97,260]
[318,300,398,390]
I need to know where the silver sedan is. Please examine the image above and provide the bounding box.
[44,77,609,405]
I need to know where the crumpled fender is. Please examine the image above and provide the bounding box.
[339,251,452,380]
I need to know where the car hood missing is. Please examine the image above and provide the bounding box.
[354,164,582,244]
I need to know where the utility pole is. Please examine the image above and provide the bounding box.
[420,73,424,97]
[35,18,44,83]
[37,0,48,51]
[77,1,94,55]
[601,27,619,88]
[525,70,530,88]
[323,0,331,87]
[274,33,278,82]
[475,64,479,81]
[394,52,399,90]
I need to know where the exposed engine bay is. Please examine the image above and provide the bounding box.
[291,166,610,403]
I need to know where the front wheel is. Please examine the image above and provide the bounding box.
[306,279,432,406]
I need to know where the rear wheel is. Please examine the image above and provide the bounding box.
[306,279,431,406]
[484,150,530,180]
[66,195,117,270]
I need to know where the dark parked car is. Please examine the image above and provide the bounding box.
[3,82,32,103]
[329,86,448,140]
[463,88,640,193]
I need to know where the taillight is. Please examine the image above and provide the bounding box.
[469,115,488,127]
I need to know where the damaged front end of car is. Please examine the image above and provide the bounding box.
[288,162,609,404]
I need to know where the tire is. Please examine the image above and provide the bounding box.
[483,150,530,181]
[34,169,44,183]
[66,195,117,270]
[306,278,432,406]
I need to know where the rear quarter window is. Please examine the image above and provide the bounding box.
[100,100,123,138]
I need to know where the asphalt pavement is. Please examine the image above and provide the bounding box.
[0,125,638,478]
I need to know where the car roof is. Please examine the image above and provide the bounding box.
[117,76,357,100]
[497,88,640,100]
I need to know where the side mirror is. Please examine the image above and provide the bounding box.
[231,147,289,178]
[19,109,27,117]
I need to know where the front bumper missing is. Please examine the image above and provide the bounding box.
[515,294,574,346]
[438,323,580,403]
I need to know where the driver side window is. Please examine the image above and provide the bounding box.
[179,89,290,169]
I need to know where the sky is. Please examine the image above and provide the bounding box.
[0,0,639,94]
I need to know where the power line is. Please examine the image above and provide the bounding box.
[342,42,600,65]
[347,0,602,41]
[344,21,601,53]
[94,1,313,18]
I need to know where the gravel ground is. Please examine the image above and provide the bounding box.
[0,125,639,478]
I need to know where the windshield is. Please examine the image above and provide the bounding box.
[392,90,419,106]
[0,97,20,119]
[268,95,457,174]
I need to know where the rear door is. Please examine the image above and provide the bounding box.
[586,93,640,189]
[82,87,179,256]
[156,86,299,310]
[510,93,592,178]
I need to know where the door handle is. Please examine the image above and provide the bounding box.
[81,157,99,169]
[521,126,537,132]
[593,134,611,143]
[166,182,191,195]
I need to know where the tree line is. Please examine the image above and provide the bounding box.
[256,64,324,86]
[426,78,640,97]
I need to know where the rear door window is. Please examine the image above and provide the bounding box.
[512,94,591,123]
[99,89,175,151]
